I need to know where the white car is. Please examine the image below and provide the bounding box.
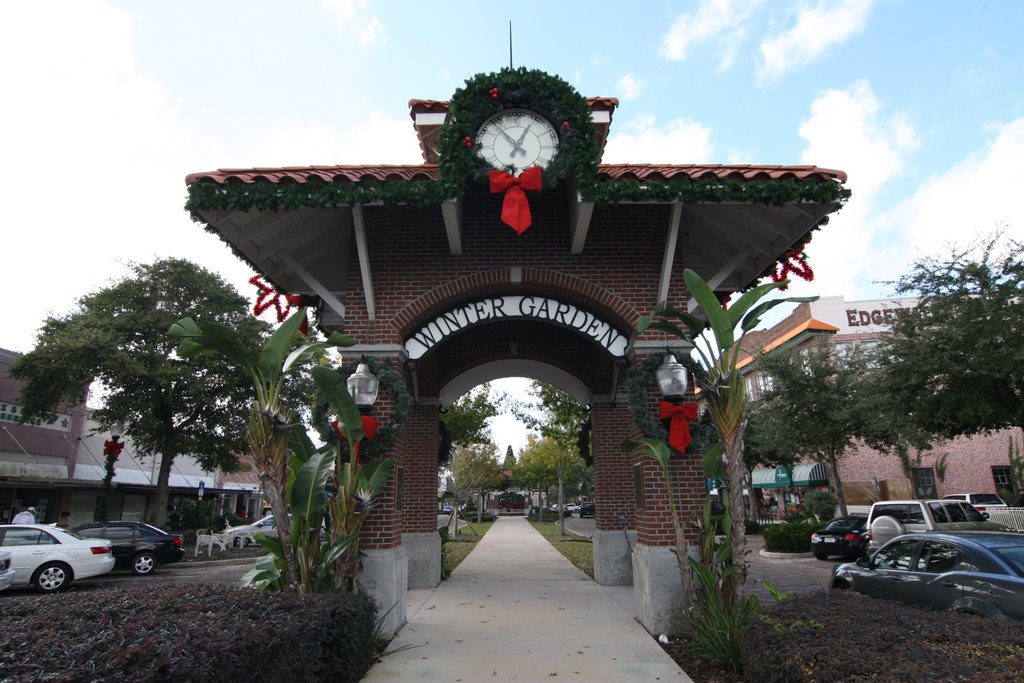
[941,493,1008,511]
[0,551,14,591]
[0,524,114,592]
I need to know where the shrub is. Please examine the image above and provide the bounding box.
[743,591,1024,682]
[804,490,837,521]
[744,518,762,535]
[762,521,816,552]
[0,585,375,682]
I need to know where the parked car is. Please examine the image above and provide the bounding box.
[226,514,288,546]
[0,524,114,592]
[941,493,1008,511]
[566,503,581,514]
[866,499,1012,550]
[578,502,595,518]
[0,551,14,591]
[72,521,184,575]
[811,515,869,560]
[831,531,1024,618]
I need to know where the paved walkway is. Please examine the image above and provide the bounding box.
[364,516,690,683]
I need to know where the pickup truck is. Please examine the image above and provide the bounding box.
[867,499,1012,550]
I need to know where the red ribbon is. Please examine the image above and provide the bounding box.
[331,415,380,466]
[103,440,125,459]
[250,275,308,335]
[658,401,698,454]
[489,167,542,235]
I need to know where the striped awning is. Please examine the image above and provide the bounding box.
[751,463,828,489]
[792,463,828,487]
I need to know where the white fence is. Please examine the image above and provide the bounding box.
[986,507,1024,531]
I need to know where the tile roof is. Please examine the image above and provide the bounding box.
[186,163,846,186]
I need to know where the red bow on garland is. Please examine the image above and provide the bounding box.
[331,415,380,466]
[658,401,699,454]
[250,275,308,335]
[489,167,542,235]
[103,440,125,459]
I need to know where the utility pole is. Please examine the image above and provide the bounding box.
[558,457,565,536]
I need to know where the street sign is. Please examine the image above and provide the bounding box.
[198,481,205,500]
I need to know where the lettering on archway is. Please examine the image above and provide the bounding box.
[404,295,629,360]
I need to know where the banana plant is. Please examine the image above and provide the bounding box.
[632,268,815,605]
[169,309,355,587]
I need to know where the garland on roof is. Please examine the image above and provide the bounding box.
[311,356,411,462]
[437,67,599,192]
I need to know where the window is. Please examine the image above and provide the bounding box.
[912,468,936,499]
[745,376,756,398]
[1,529,58,546]
[916,542,963,573]
[927,502,949,523]
[874,539,918,570]
[993,466,1014,493]
[756,373,774,394]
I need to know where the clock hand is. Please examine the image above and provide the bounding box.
[498,128,526,157]
[513,123,533,156]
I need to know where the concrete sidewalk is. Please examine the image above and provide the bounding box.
[363,516,690,682]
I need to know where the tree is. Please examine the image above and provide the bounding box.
[442,383,502,447]
[629,268,811,606]
[879,234,1024,438]
[12,259,266,528]
[512,381,590,455]
[449,442,503,525]
[753,344,877,516]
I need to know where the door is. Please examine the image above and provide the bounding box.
[862,538,921,602]
[0,527,59,583]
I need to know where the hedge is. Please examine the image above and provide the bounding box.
[762,521,817,553]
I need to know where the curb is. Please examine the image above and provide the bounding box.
[758,549,815,560]
[171,556,261,569]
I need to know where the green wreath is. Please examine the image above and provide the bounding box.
[438,67,599,194]
[625,354,706,454]
[312,356,411,461]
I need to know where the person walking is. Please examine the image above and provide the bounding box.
[12,507,37,523]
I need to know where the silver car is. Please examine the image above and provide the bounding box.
[831,531,1024,618]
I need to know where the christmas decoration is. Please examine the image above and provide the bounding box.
[103,439,125,459]
[463,136,473,148]
[489,167,542,234]
[658,400,698,454]
[770,239,815,291]
[249,275,309,335]
[313,357,411,461]
[331,415,381,466]
[489,87,499,100]
[626,355,705,454]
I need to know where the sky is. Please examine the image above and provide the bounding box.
[2,0,1023,453]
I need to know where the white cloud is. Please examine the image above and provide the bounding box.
[321,0,384,45]
[602,115,714,164]
[873,119,1024,278]
[786,80,919,299]
[616,73,645,100]
[661,0,759,64]
[758,0,873,82]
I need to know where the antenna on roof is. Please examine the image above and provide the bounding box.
[509,21,513,69]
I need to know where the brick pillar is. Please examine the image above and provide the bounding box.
[590,398,638,585]
[399,401,442,589]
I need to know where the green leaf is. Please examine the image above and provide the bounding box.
[701,442,724,479]
[741,296,817,332]
[289,425,325,464]
[167,317,200,338]
[291,452,336,521]
[683,269,733,351]
[322,532,358,566]
[651,302,707,337]
[170,317,258,368]
[311,365,364,443]
[359,459,395,494]
[725,281,786,328]
[258,309,307,381]
[621,437,671,471]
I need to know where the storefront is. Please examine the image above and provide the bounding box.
[751,463,829,512]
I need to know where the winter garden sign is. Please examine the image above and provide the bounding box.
[404,295,628,360]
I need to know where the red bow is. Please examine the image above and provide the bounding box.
[658,401,698,454]
[489,167,542,235]
[103,440,125,459]
[250,275,308,335]
[331,415,380,466]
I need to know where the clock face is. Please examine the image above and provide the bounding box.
[476,110,559,175]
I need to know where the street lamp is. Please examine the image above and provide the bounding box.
[656,354,689,402]
[347,363,380,414]
[96,421,125,522]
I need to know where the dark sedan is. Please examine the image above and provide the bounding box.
[831,531,1024,618]
[72,521,184,576]
[578,502,595,518]
[811,515,868,560]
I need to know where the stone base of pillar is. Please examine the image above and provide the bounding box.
[403,531,441,589]
[357,545,409,640]
[593,528,636,585]
[631,543,692,636]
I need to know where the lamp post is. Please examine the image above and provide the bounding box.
[346,363,380,415]
[96,421,125,522]
[656,354,689,403]
[656,354,699,457]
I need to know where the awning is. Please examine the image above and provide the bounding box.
[751,463,828,488]
[751,466,792,489]
[792,463,829,487]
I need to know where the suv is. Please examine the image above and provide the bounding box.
[866,500,1011,550]
[72,521,184,575]
[941,493,1008,511]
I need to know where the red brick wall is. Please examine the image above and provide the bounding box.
[591,401,638,532]
[399,404,441,533]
